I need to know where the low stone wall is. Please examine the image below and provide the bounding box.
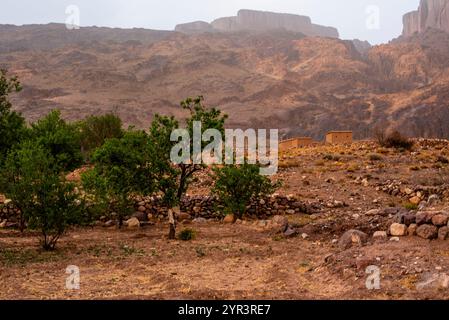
[377,180,449,205]
[133,194,316,220]
[0,194,317,227]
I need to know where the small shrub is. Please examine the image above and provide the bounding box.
[323,154,340,161]
[403,202,418,211]
[211,163,279,219]
[376,129,414,150]
[436,155,449,164]
[178,228,196,241]
[368,153,383,161]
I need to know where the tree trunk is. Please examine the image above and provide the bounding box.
[168,208,176,240]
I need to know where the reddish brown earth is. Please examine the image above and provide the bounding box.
[1,141,449,300]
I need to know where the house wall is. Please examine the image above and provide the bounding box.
[326,132,353,144]
[279,137,314,152]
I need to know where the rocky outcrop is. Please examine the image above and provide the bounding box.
[175,21,215,34]
[175,9,339,38]
[403,0,449,36]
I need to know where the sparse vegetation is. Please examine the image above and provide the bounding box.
[375,129,414,150]
[211,163,279,220]
[178,228,197,241]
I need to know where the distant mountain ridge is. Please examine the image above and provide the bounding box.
[176,9,339,38]
[1,8,449,139]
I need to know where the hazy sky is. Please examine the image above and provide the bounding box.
[1,0,420,44]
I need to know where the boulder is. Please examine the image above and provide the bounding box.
[373,231,388,240]
[132,211,147,222]
[432,214,449,227]
[177,212,192,222]
[390,223,408,236]
[126,217,140,229]
[408,224,418,236]
[416,211,437,225]
[270,215,289,233]
[438,226,449,240]
[416,224,438,240]
[223,214,235,224]
[409,196,422,205]
[338,230,368,250]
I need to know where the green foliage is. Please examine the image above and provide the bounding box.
[148,96,228,205]
[211,163,279,219]
[0,69,27,165]
[82,129,155,226]
[0,141,85,250]
[403,202,418,211]
[78,113,124,160]
[31,110,83,171]
[178,228,196,241]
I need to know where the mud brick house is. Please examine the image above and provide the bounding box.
[325,131,353,144]
[279,137,314,152]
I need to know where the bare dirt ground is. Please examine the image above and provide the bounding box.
[1,140,449,300]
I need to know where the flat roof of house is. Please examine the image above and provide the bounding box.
[326,131,353,134]
[280,137,313,142]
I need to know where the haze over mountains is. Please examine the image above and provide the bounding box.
[1,1,449,139]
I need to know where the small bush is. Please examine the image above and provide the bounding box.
[437,155,449,164]
[368,153,382,161]
[323,154,340,161]
[403,202,418,211]
[178,228,196,241]
[376,129,414,150]
[211,163,279,219]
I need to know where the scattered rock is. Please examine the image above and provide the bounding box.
[438,227,449,240]
[132,211,147,222]
[283,227,297,238]
[416,273,449,291]
[338,229,368,250]
[103,220,115,228]
[223,214,235,224]
[390,223,407,236]
[366,209,381,216]
[192,217,207,224]
[271,215,289,233]
[390,237,400,242]
[409,196,421,205]
[177,212,192,222]
[408,224,418,236]
[301,233,309,239]
[432,214,449,227]
[0,220,7,228]
[427,194,440,205]
[126,217,140,229]
[416,224,438,240]
[373,231,388,240]
[137,206,146,212]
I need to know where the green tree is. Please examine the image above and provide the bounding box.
[82,130,155,227]
[0,69,27,165]
[148,96,228,238]
[0,141,85,250]
[211,163,279,221]
[31,110,83,172]
[78,113,124,160]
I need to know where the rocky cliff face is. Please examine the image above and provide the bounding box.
[176,9,339,38]
[403,0,449,36]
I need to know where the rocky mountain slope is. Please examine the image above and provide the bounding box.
[403,0,449,36]
[1,7,449,139]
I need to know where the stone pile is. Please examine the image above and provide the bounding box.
[377,180,448,205]
[389,210,449,240]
